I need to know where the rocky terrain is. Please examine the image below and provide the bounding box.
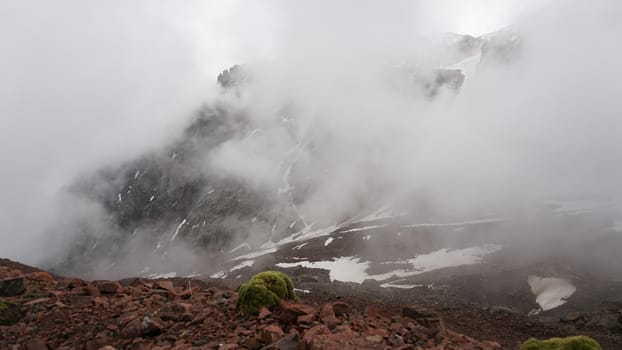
[2,256,622,349]
[0,259,506,349]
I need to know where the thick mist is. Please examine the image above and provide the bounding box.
[1,0,621,276]
[210,0,622,226]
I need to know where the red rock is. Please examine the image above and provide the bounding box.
[260,332,299,350]
[365,335,383,344]
[402,306,437,320]
[98,281,121,294]
[331,302,349,317]
[121,314,166,338]
[84,284,101,297]
[319,304,339,330]
[93,296,109,307]
[24,337,48,350]
[368,327,389,338]
[261,324,285,344]
[219,344,237,350]
[156,280,175,292]
[117,311,141,327]
[297,313,315,325]
[258,306,272,320]
[69,295,92,307]
[279,301,315,323]
[67,278,87,289]
[29,271,55,283]
[420,317,445,335]
[24,297,50,305]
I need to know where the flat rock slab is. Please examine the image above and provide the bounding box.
[0,277,25,297]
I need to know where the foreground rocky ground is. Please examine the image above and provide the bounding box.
[2,258,621,349]
[1,259,503,350]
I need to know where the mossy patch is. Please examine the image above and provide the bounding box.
[520,335,602,350]
[0,298,22,326]
[236,271,297,315]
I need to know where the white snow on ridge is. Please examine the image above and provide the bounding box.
[324,237,334,246]
[210,270,228,279]
[358,204,405,223]
[276,225,339,246]
[230,260,254,272]
[292,242,308,250]
[338,224,388,234]
[170,219,188,241]
[230,242,252,253]
[276,244,502,284]
[528,275,576,314]
[380,282,422,289]
[146,272,177,279]
[277,257,370,283]
[400,217,504,229]
[233,247,278,261]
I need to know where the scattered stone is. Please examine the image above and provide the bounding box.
[258,306,272,320]
[0,299,22,325]
[29,272,55,283]
[24,337,48,350]
[365,335,383,344]
[98,282,121,294]
[0,259,508,350]
[319,304,339,330]
[280,301,315,323]
[0,277,25,297]
[332,301,349,317]
[260,332,299,350]
[402,306,437,320]
[261,324,285,344]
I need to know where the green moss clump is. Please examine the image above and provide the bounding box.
[520,336,602,350]
[236,271,297,315]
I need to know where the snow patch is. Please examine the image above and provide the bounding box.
[276,244,502,284]
[400,218,504,229]
[210,270,228,279]
[230,260,254,272]
[324,237,334,246]
[233,247,278,261]
[338,224,387,234]
[230,243,252,253]
[528,275,576,314]
[277,257,370,283]
[380,282,422,289]
[170,219,188,241]
[146,272,177,279]
[292,242,308,250]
